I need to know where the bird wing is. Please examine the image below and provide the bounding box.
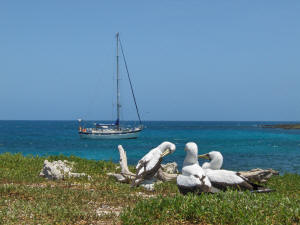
[136,147,161,176]
[182,163,203,176]
[136,149,153,169]
[202,162,210,169]
[177,174,201,187]
[205,169,253,191]
[182,164,211,187]
[177,174,211,194]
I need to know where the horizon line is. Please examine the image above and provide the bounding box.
[0,119,299,122]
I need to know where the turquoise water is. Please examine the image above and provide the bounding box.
[0,121,299,174]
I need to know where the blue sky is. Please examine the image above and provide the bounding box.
[0,1,300,121]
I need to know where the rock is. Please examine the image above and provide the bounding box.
[238,168,279,183]
[40,160,91,180]
[140,178,158,191]
[161,162,179,174]
[96,204,122,216]
[133,192,156,198]
[156,168,178,181]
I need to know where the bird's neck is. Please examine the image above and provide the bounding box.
[207,157,223,170]
[183,153,199,166]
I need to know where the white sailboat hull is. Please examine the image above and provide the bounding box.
[79,128,142,139]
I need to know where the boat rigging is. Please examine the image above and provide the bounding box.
[78,32,143,139]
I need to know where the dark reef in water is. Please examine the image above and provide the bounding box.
[262,124,300,129]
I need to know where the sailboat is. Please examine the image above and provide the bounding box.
[78,33,143,139]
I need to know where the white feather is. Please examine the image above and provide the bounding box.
[177,174,204,187]
[136,141,175,176]
[204,169,245,185]
[177,142,211,188]
[201,151,223,170]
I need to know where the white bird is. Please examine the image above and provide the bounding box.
[177,142,212,195]
[198,151,223,170]
[133,141,176,185]
[199,151,273,192]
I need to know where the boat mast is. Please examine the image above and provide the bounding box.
[116,32,120,129]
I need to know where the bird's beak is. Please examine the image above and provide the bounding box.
[161,148,171,158]
[198,153,210,160]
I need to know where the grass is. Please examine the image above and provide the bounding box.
[0,153,299,224]
[121,178,300,225]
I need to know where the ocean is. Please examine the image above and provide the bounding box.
[0,120,299,174]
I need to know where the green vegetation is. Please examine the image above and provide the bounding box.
[121,175,300,225]
[0,153,299,224]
